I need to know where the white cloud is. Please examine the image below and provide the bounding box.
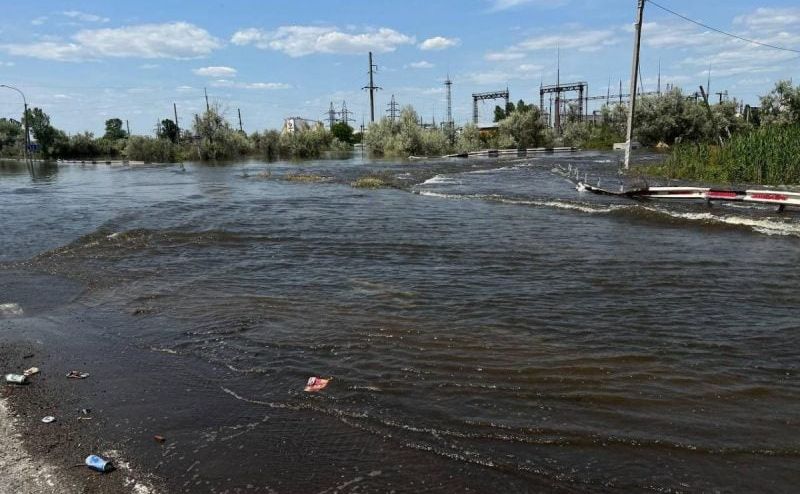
[210,79,290,90]
[139,63,159,69]
[63,11,109,23]
[31,16,47,26]
[231,26,414,57]
[1,42,86,61]
[0,61,15,67]
[193,66,237,77]
[467,63,543,85]
[419,36,460,51]
[734,7,800,29]
[639,21,713,49]
[487,0,569,12]
[515,29,618,52]
[484,51,525,61]
[407,60,434,69]
[75,23,221,58]
[1,22,221,61]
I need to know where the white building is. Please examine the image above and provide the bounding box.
[282,117,322,134]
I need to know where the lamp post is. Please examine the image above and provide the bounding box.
[0,84,31,165]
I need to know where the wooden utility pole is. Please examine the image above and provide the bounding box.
[624,0,645,170]
[204,87,210,112]
[126,119,130,136]
[173,102,179,135]
[237,108,243,133]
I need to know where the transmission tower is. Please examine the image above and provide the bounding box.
[339,100,355,125]
[326,102,338,129]
[444,75,454,142]
[386,94,400,122]
[362,51,381,123]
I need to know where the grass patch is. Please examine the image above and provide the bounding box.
[351,176,390,189]
[646,125,800,185]
[284,173,327,183]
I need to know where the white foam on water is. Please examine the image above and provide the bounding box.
[0,303,23,316]
[420,175,459,186]
[464,165,522,175]
[645,207,800,237]
[415,190,625,214]
[416,189,800,237]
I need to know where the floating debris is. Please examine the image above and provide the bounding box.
[304,376,331,392]
[0,303,23,316]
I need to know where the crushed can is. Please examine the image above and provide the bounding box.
[85,455,114,472]
[4,373,27,384]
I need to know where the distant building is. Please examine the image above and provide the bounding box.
[282,117,323,134]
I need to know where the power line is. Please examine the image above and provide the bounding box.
[647,0,800,54]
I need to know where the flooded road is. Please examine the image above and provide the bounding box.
[1,153,799,492]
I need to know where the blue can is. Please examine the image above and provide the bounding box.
[85,455,113,472]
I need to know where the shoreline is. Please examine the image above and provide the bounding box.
[0,396,73,494]
[0,340,159,494]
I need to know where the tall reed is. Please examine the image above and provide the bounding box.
[655,125,800,185]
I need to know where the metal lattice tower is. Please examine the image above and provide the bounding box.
[472,89,509,124]
[326,102,338,129]
[444,76,453,127]
[339,101,355,125]
[386,94,400,122]
[444,76,456,142]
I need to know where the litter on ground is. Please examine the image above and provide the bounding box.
[85,454,114,472]
[23,367,39,377]
[4,373,27,384]
[66,370,90,379]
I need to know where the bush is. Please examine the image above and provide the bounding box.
[497,107,548,149]
[455,124,482,153]
[124,136,179,163]
[364,106,452,157]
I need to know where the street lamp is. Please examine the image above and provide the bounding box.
[0,84,31,164]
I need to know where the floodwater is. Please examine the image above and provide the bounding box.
[1,153,799,493]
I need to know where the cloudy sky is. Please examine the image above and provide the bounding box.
[1,0,798,134]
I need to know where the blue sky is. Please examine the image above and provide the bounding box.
[1,0,798,134]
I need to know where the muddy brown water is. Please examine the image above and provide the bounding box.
[1,154,799,492]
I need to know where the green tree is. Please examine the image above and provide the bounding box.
[760,80,800,126]
[24,107,61,157]
[191,104,252,160]
[493,105,506,122]
[455,123,482,153]
[330,121,354,144]
[103,118,127,140]
[498,106,547,149]
[158,119,180,143]
[0,119,22,156]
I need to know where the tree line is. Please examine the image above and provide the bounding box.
[1,80,797,175]
[0,104,356,163]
